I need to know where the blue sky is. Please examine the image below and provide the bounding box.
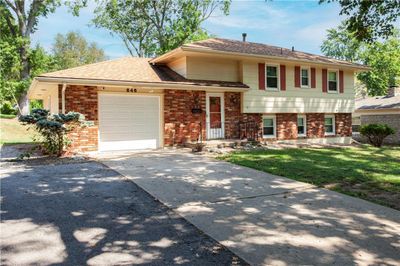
[32,0,346,59]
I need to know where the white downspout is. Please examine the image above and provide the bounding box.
[61,83,66,114]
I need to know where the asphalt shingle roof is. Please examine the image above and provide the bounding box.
[355,95,400,110]
[39,57,248,88]
[183,38,368,68]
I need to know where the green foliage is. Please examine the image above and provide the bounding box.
[19,109,85,156]
[320,0,400,42]
[358,36,400,96]
[0,114,16,119]
[321,26,400,96]
[321,22,363,62]
[92,0,230,57]
[30,100,43,112]
[52,31,107,70]
[360,124,395,147]
[0,101,16,115]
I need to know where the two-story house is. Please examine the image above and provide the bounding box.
[27,38,369,152]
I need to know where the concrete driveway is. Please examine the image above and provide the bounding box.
[0,158,245,265]
[99,149,400,266]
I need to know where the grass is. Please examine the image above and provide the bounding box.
[220,146,400,210]
[0,114,17,119]
[0,118,36,144]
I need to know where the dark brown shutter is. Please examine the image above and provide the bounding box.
[280,65,286,91]
[339,70,344,93]
[322,69,327,92]
[294,66,300,88]
[311,67,316,88]
[258,63,265,90]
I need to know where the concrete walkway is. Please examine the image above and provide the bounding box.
[99,149,400,266]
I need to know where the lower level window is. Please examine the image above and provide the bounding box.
[297,115,306,136]
[263,116,276,138]
[325,115,335,135]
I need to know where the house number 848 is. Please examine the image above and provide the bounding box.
[127,88,137,93]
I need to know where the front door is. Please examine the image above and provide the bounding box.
[206,93,225,139]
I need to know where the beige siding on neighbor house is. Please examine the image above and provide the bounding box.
[167,57,187,77]
[186,56,239,82]
[242,60,355,113]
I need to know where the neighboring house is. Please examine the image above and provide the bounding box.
[27,37,369,152]
[353,87,400,144]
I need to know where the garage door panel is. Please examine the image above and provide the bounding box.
[99,94,161,151]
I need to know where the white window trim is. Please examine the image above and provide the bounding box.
[300,66,311,88]
[297,114,307,137]
[263,115,276,138]
[327,69,339,93]
[324,114,336,136]
[265,64,280,91]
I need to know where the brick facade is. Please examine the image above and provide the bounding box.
[58,85,353,151]
[306,113,325,138]
[335,113,352,136]
[67,126,98,152]
[224,92,262,140]
[276,113,298,139]
[164,90,206,145]
[59,85,99,152]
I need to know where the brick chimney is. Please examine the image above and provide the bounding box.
[387,86,400,97]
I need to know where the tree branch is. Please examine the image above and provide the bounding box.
[4,0,17,13]
[26,0,42,36]
[4,11,17,36]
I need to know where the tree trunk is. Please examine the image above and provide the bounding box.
[18,43,31,115]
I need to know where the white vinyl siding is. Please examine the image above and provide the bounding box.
[99,94,161,151]
[242,62,355,113]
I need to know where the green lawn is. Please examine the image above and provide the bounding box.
[0,118,36,144]
[220,146,400,210]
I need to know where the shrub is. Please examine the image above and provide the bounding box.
[360,124,395,147]
[0,101,17,115]
[19,109,85,156]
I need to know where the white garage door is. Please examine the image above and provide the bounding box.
[99,94,161,151]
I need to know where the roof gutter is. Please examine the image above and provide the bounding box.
[172,46,371,71]
[149,47,183,64]
[32,76,249,93]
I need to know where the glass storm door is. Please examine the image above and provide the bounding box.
[206,93,224,139]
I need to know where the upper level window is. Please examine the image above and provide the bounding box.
[328,71,338,92]
[263,116,276,138]
[297,115,306,136]
[266,65,279,90]
[301,68,309,87]
[325,115,335,135]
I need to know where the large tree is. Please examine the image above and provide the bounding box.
[321,22,364,62]
[1,0,61,114]
[321,25,400,96]
[320,0,400,43]
[52,31,106,70]
[92,0,230,57]
[358,36,400,96]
